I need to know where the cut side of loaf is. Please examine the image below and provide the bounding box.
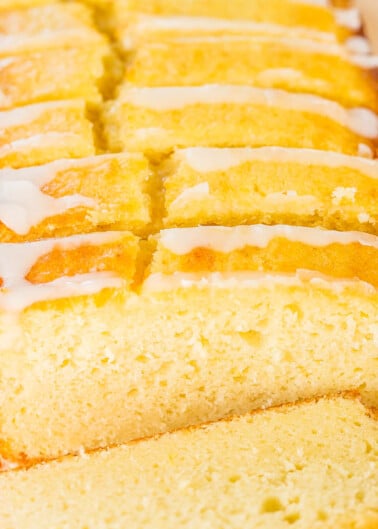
[0,2,104,55]
[114,0,348,37]
[0,100,95,169]
[0,396,377,529]
[124,36,378,111]
[162,147,378,233]
[0,153,152,241]
[0,45,110,109]
[0,225,377,466]
[105,85,378,156]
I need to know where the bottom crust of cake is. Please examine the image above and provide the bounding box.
[0,396,377,529]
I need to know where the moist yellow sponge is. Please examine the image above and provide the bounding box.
[104,85,378,157]
[0,45,110,109]
[0,225,377,466]
[124,36,378,111]
[0,396,377,529]
[0,99,96,169]
[114,0,344,36]
[0,153,152,242]
[162,147,378,233]
[116,14,340,51]
[0,2,102,55]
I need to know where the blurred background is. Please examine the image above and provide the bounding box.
[358,0,378,51]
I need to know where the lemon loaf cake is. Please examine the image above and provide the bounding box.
[0,396,377,529]
[117,14,341,52]
[162,147,378,233]
[124,36,378,111]
[0,0,51,10]
[0,45,110,109]
[114,0,359,39]
[0,2,103,55]
[0,153,151,242]
[105,84,378,156]
[0,224,377,466]
[0,99,95,169]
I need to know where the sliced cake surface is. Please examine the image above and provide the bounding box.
[0,153,152,241]
[162,147,378,233]
[0,225,377,465]
[0,0,376,514]
[0,2,103,54]
[114,0,354,37]
[116,14,340,50]
[0,99,96,169]
[105,85,378,156]
[0,45,109,109]
[0,396,377,529]
[125,36,378,111]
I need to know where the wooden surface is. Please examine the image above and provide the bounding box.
[358,0,378,51]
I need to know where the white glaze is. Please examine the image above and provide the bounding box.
[0,177,95,235]
[152,34,343,56]
[334,8,361,31]
[119,85,378,139]
[345,36,371,55]
[143,271,375,294]
[358,143,374,158]
[177,147,378,178]
[0,99,85,129]
[0,152,142,180]
[0,29,103,56]
[127,15,336,36]
[158,225,378,255]
[0,152,144,233]
[0,232,125,311]
[0,57,17,69]
[0,132,86,157]
[350,54,378,69]
[292,0,328,5]
[124,15,335,45]
[169,182,210,208]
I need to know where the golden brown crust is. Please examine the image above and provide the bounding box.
[0,392,367,472]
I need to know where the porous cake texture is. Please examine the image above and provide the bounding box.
[162,147,378,233]
[0,2,103,54]
[124,36,378,110]
[0,0,377,526]
[114,0,356,38]
[117,14,341,51]
[0,225,377,465]
[0,153,152,241]
[0,397,377,529]
[105,85,378,156]
[0,46,109,109]
[0,100,95,168]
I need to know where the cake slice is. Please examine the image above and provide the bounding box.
[0,224,377,466]
[0,153,151,242]
[0,45,110,109]
[105,85,378,156]
[114,0,352,37]
[0,2,103,55]
[125,36,378,111]
[0,99,95,168]
[0,396,377,529]
[117,14,339,51]
[0,0,51,10]
[162,147,378,233]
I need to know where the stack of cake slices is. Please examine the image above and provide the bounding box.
[0,0,377,527]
